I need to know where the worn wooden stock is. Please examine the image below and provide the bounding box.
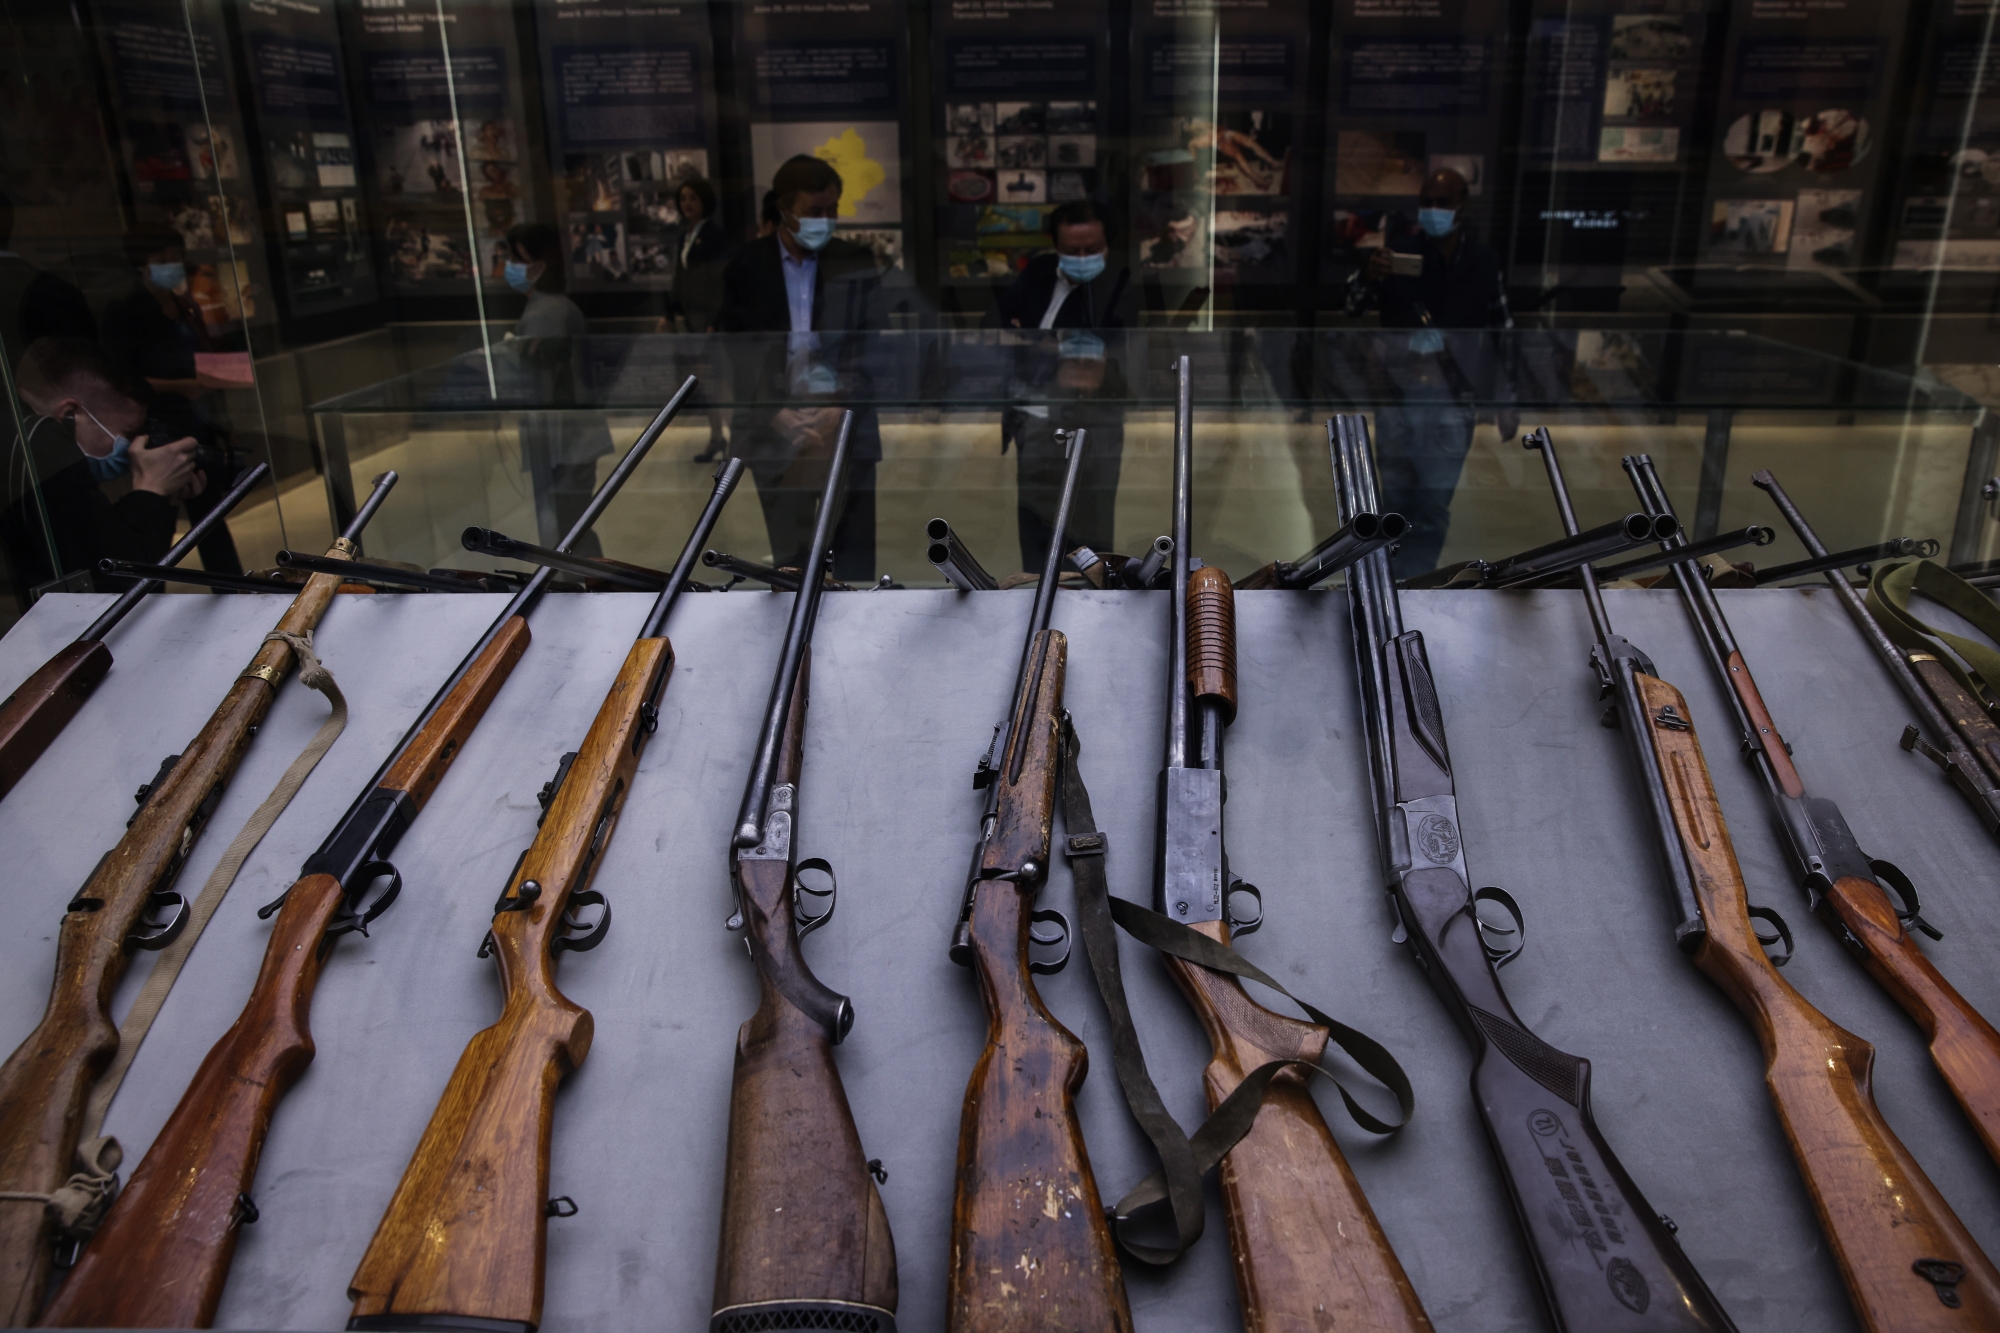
[0,559,349,1327]
[1164,928,1434,1333]
[949,630,1128,1333]
[1908,654,2000,784]
[713,650,898,1330]
[348,634,669,1331]
[0,640,113,801]
[39,617,534,1329]
[1639,673,2000,1330]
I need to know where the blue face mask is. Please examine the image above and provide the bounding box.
[147,262,186,291]
[503,261,534,293]
[792,216,836,251]
[76,406,133,480]
[1416,207,1458,239]
[1057,252,1107,284]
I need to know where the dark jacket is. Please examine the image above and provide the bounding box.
[988,253,1128,332]
[0,256,95,356]
[0,413,178,601]
[1345,222,1513,402]
[670,217,731,332]
[716,234,885,461]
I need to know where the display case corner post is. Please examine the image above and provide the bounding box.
[316,410,359,535]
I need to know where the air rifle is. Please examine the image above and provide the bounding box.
[1337,418,1733,1331]
[0,462,268,800]
[36,388,695,1329]
[0,469,397,1325]
[1532,427,2000,1331]
[346,453,745,1332]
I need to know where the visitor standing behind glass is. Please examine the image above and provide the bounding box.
[987,199,1129,575]
[715,155,883,578]
[1345,167,1516,577]
[668,175,733,464]
[505,221,612,556]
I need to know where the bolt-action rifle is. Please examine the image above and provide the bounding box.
[1532,427,2000,1331]
[345,454,745,1333]
[943,430,1132,1332]
[0,469,397,1325]
[0,462,269,800]
[35,389,696,1329]
[711,412,898,1331]
[1337,418,1734,1331]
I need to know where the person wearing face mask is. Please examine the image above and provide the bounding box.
[4,336,207,602]
[505,222,614,556]
[1346,167,1515,577]
[662,176,733,463]
[987,199,1130,574]
[716,155,885,577]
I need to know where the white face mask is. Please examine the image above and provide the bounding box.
[791,216,836,251]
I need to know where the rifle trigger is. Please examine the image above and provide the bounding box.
[1870,858,1942,941]
[793,858,838,939]
[1473,887,1527,967]
[233,1193,259,1226]
[1747,905,1796,966]
[477,930,496,959]
[126,890,189,951]
[867,1158,888,1184]
[1226,880,1263,936]
[550,889,611,954]
[545,1196,579,1218]
[1027,907,1072,975]
[326,861,404,942]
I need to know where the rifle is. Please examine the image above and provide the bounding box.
[1623,453,2000,1170]
[0,462,269,800]
[347,453,746,1332]
[1757,471,2000,835]
[36,389,694,1330]
[1145,364,1430,1331]
[944,430,1132,1331]
[711,413,898,1330]
[1530,427,2000,1330]
[1336,418,1734,1331]
[0,469,397,1326]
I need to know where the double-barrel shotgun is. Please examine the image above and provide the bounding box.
[1531,427,2000,1330]
[346,454,746,1333]
[0,469,397,1325]
[35,389,695,1330]
[944,430,1133,1332]
[1334,417,1734,1331]
[0,462,268,800]
[711,412,898,1332]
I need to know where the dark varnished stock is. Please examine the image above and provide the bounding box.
[948,630,1130,1333]
[347,636,671,1331]
[1908,655,2000,785]
[1162,930,1432,1333]
[0,642,113,800]
[1639,674,2000,1330]
[0,557,351,1326]
[39,619,534,1329]
[714,652,898,1329]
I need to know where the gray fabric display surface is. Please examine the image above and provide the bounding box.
[2,585,1997,1332]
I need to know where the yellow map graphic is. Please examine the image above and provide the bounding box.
[814,128,884,218]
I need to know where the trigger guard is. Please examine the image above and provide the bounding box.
[793,856,838,940]
[1027,907,1072,975]
[550,889,612,954]
[126,890,189,951]
[1747,904,1795,966]
[1869,857,1942,941]
[1226,881,1264,936]
[327,861,403,941]
[1472,886,1527,968]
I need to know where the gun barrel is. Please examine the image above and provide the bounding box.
[275,551,488,593]
[1167,357,1194,769]
[1279,512,1410,588]
[704,550,804,591]
[1592,524,1775,582]
[341,471,398,547]
[1126,534,1174,589]
[462,528,667,589]
[96,560,301,594]
[926,518,999,591]
[81,463,270,642]
[1751,536,1940,586]
[1488,513,1672,588]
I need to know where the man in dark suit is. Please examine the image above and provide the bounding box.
[716,155,884,578]
[987,200,1128,575]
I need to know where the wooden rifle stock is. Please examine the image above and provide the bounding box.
[0,550,353,1326]
[947,631,1131,1333]
[348,635,670,1331]
[714,651,899,1330]
[39,616,534,1329]
[1638,673,2000,1330]
[0,641,113,800]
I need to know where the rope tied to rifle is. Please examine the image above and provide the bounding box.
[29,628,350,1243]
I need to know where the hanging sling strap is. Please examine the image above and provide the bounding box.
[1869,559,2000,717]
[1057,715,1415,1265]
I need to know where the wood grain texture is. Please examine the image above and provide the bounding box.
[0,640,113,801]
[1909,655,2000,784]
[1639,672,2000,1331]
[979,631,1065,881]
[0,562,347,1327]
[38,873,346,1329]
[381,616,532,809]
[1721,651,1802,798]
[948,880,1130,1333]
[1186,567,1238,721]
[1165,921,1434,1333]
[348,635,671,1330]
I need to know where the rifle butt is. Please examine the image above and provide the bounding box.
[347,994,591,1331]
[948,880,1127,1333]
[712,888,896,1328]
[0,641,112,800]
[0,1006,115,1326]
[1163,935,1432,1333]
[38,874,347,1329]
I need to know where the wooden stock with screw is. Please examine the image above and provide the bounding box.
[1163,926,1434,1333]
[38,618,534,1329]
[0,557,350,1327]
[348,635,669,1331]
[948,630,1130,1333]
[1640,673,2000,1331]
